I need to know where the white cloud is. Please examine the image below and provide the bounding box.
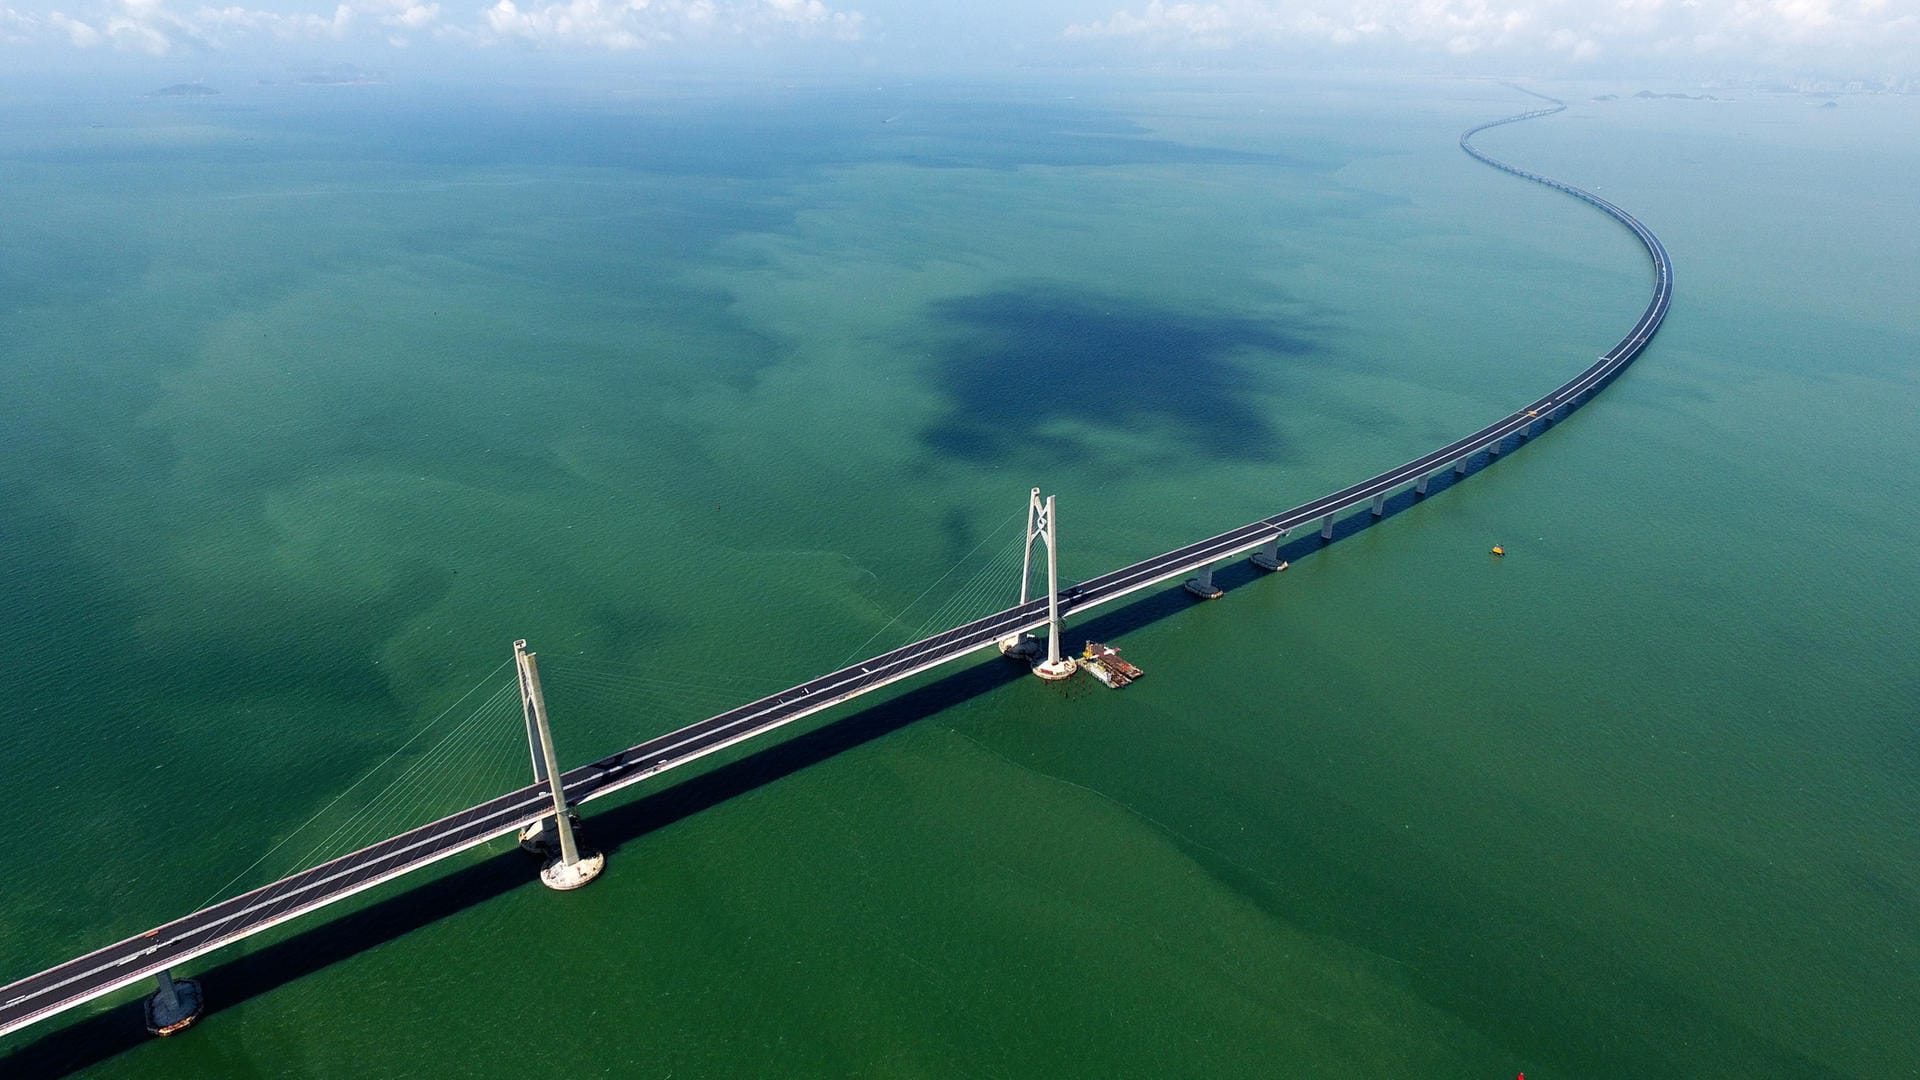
[1064,0,1920,72]
[6,0,1911,71]
[33,0,382,53]
[48,10,103,44]
[9,0,858,53]
[472,0,861,48]
[3,6,39,42]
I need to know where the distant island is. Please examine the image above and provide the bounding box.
[1632,90,1727,102]
[149,83,218,97]
[1591,90,1728,103]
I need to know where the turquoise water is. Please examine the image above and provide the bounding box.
[1,73,1916,1077]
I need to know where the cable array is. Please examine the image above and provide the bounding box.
[200,664,526,907]
[839,510,1027,666]
[533,513,1035,754]
[542,661,793,739]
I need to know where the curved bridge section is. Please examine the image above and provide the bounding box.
[1064,94,1673,612]
[0,96,1672,1044]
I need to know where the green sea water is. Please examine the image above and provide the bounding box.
[1,72,1915,1078]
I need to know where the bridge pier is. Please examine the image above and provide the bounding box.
[1370,493,1385,517]
[517,809,581,856]
[1416,473,1430,496]
[1250,534,1288,571]
[1320,514,1335,541]
[144,969,203,1036]
[1454,458,1467,476]
[516,641,605,890]
[997,634,1042,663]
[1184,562,1223,599]
[1487,437,1504,456]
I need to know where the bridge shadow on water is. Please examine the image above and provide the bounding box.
[3,425,1556,1078]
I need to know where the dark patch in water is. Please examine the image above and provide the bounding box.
[918,284,1323,464]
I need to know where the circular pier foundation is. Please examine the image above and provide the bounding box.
[144,977,204,1036]
[540,851,606,891]
[1031,657,1077,681]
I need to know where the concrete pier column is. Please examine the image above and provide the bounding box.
[1415,473,1430,496]
[144,969,204,1036]
[1370,493,1385,517]
[1252,529,1288,571]
[1487,437,1503,456]
[1320,514,1335,541]
[1454,459,1467,476]
[1185,562,1223,599]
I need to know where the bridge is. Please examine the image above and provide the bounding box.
[0,93,1671,1045]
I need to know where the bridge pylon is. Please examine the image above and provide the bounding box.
[999,488,1075,680]
[514,640,605,891]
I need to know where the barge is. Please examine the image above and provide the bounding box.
[1080,642,1143,688]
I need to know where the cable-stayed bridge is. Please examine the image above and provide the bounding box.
[0,93,1671,1044]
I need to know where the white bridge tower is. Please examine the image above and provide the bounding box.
[999,487,1076,680]
[515,640,606,890]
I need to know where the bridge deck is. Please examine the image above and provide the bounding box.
[0,96,1672,1042]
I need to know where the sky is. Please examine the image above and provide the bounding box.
[0,0,1916,84]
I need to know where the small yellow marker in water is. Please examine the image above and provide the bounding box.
[1491,545,1506,557]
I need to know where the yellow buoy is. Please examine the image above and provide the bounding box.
[1491,545,1506,557]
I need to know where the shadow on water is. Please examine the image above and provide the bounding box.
[920,284,1329,466]
[3,420,1560,1078]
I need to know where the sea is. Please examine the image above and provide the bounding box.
[1,67,1915,1078]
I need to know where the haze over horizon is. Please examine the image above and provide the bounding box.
[2,0,1916,88]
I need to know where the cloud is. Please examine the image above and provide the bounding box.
[472,0,862,49]
[1063,0,1920,72]
[3,7,39,43]
[28,0,394,53]
[12,0,858,54]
